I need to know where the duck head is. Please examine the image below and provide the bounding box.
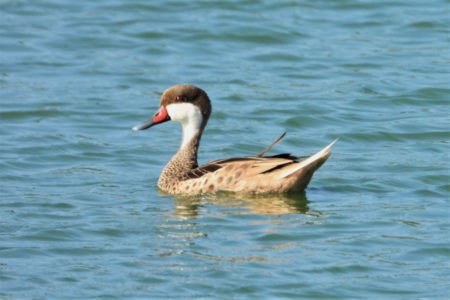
[132,84,212,148]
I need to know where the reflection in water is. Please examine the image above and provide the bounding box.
[170,191,318,219]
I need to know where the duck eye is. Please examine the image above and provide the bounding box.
[176,96,185,102]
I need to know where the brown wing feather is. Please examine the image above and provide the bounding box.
[183,132,310,180]
[256,132,286,157]
[260,162,295,174]
[196,155,301,179]
[184,163,222,179]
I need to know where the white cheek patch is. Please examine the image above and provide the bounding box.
[166,103,203,149]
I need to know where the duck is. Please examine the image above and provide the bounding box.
[132,84,336,195]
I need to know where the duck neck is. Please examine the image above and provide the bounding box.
[158,129,202,185]
[180,120,201,150]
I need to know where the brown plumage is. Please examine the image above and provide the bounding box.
[132,84,337,195]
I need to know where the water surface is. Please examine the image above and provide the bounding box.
[1,0,449,298]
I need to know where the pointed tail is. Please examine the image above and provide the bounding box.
[280,139,338,178]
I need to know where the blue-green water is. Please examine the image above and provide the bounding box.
[1,0,449,298]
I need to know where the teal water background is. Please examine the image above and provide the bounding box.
[1,0,449,298]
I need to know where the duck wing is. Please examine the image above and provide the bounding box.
[184,132,304,180]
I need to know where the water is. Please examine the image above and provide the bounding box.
[1,0,449,298]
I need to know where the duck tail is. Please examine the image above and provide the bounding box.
[280,139,338,179]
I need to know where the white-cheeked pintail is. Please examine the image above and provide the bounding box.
[133,84,337,195]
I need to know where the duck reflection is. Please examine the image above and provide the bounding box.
[169,191,313,219]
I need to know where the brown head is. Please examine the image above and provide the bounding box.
[160,84,211,120]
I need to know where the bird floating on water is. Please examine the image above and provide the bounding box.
[132,84,336,195]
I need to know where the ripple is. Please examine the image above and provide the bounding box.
[1,0,448,299]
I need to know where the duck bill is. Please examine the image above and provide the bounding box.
[132,106,170,131]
